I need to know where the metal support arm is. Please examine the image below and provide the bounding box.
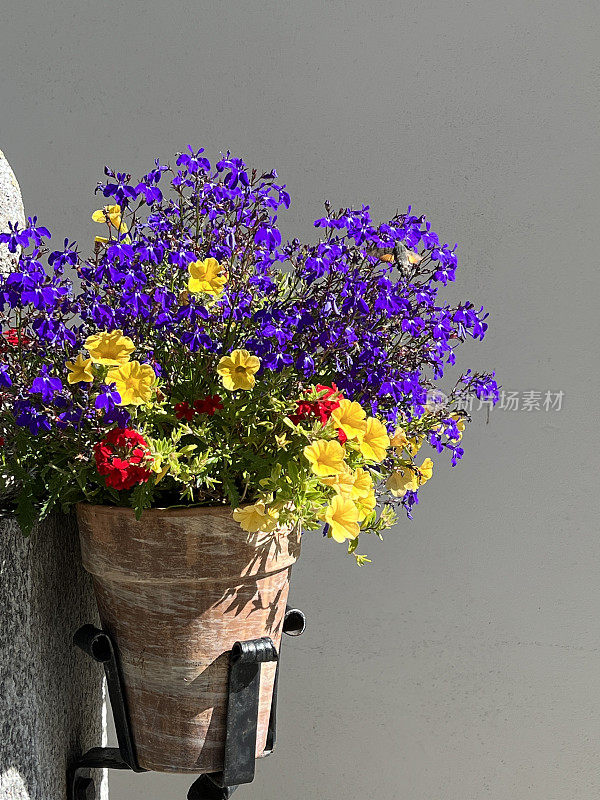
[69,606,306,800]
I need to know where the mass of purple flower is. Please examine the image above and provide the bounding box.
[0,146,498,526]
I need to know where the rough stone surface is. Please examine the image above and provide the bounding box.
[0,150,107,799]
[0,514,107,800]
[0,151,25,274]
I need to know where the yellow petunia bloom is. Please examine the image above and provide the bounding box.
[188,258,227,296]
[330,399,367,441]
[85,330,135,366]
[390,428,409,452]
[107,360,156,405]
[386,467,419,497]
[217,349,261,391]
[407,435,424,456]
[417,457,434,484]
[66,353,94,385]
[233,501,279,533]
[320,468,356,496]
[359,417,390,462]
[320,495,360,543]
[303,439,346,477]
[355,489,376,521]
[351,467,373,500]
[92,204,128,233]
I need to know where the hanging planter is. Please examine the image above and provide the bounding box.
[77,503,300,773]
[0,146,498,789]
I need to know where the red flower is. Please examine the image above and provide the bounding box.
[315,398,340,424]
[288,400,316,425]
[174,401,195,421]
[175,395,223,420]
[94,428,152,491]
[289,384,344,426]
[3,328,32,348]
[315,383,341,400]
[194,394,223,415]
[315,383,344,430]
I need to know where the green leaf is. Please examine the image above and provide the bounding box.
[130,481,154,520]
[16,487,37,536]
[286,460,299,484]
[347,537,359,554]
[222,477,240,509]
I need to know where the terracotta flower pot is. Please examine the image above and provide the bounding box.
[76,503,301,774]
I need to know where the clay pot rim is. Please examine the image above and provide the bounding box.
[76,501,301,583]
[76,502,243,519]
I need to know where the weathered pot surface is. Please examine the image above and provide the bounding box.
[76,503,301,773]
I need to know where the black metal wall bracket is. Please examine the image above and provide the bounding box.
[68,606,306,800]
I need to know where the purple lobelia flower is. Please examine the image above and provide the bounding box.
[30,366,62,402]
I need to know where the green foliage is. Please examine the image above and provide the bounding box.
[130,481,154,519]
[0,325,445,558]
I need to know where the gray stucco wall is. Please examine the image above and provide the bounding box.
[0,1,598,798]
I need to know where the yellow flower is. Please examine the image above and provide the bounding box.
[355,489,376,521]
[386,467,419,497]
[92,204,128,233]
[233,501,279,533]
[322,466,374,501]
[417,458,433,484]
[188,258,227,296]
[321,468,356,496]
[387,458,433,496]
[66,353,94,384]
[350,467,373,500]
[303,439,346,477]
[107,360,156,405]
[330,399,367,441]
[217,349,261,391]
[407,435,424,456]
[85,330,135,366]
[358,417,390,462]
[389,428,409,452]
[320,495,360,543]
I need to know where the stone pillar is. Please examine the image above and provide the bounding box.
[0,153,107,800]
[0,151,25,270]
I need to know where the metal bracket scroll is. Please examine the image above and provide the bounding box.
[69,605,306,800]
